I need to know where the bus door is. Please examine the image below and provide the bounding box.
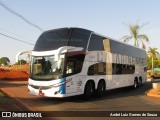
[65,53,85,94]
[65,60,77,94]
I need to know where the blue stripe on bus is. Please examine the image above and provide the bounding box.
[59,78,66,94]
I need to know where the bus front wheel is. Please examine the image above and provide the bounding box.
[83,81,94,99]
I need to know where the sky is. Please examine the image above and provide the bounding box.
[0,0,160,63]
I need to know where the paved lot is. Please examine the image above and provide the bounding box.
[0,79,160,120]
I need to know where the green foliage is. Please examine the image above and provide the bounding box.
[16,59,27,65]
[147,56,152,69]
[147,57,160,69]
[148,47,159,56]
[147,47,159,70]
[0,57,10,66]
[154,60,160,68]
[122,23,149,49]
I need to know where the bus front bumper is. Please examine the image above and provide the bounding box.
[28,85,67,97]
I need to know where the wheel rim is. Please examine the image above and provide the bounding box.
[140,80,142,86]
[90,83,93,93]
[101,83,105,92]
[134,80,137,88]
[98,81,105,93]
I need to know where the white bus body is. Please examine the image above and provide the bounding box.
[28,28,147,98]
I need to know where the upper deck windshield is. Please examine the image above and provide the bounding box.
[33,28,91,51]
[30,55,65,80]
[34,28,69,51]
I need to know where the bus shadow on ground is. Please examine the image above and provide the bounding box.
[7,82,153,111]
[18,82,152,108]
[0,81,153,110]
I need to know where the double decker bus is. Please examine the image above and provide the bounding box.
[27,27,147,98]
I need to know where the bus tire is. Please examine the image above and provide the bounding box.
[83,81,94,99]
[138,77,142,87]
[96,80,106,98]
[133,79,138,89]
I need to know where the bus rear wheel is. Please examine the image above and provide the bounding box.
[96,80,106,98]
[83,81,94,99]
[138,78,142,87]
[133,79,138,89]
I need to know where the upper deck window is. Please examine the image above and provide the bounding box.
[68,28,91,51]
[34,28,91,51]
[88,34,104,51]
[34,28,69,51]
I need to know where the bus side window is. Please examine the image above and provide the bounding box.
[98,62,106,75]
[66,61,75,74]
[75,61,83,73]
[88,64,97,75]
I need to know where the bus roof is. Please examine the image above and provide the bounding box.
[34,27,146,58]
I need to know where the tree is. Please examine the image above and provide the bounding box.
[148,47,159,72]
[16,59,27,65]
[147,57,160,70]
[147,56,152,70]
[122,23,149,49]
[0,57,10,66]
[154,60,160,68]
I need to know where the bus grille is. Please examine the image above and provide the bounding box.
[29,85,52,90]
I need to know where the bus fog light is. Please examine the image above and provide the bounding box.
[39,90,45,96]
[54,90,61,95]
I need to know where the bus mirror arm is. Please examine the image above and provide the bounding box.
[55,54,59,61]
[54,46,83,61]
[54,46,68,61]
[16,50,32,63]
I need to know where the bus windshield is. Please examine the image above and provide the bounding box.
[33,28,91,51]
[30,55,65,80]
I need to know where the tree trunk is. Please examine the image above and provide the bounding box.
[134,39,137,46]
[151,56,154,75]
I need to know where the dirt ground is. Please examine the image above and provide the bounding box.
[0,65,29,80]
[0,92,23,111]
